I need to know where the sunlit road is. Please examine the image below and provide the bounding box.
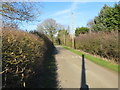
[55,46,118,88]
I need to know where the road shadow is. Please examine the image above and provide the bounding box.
[80,54,89,90]
[41,52,59,88]
[27,47,59,88]
[53,47,59,55]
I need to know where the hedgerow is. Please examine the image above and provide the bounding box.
[2,29,54,88]
[75,31,118,63]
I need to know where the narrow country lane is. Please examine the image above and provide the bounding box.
[55,46,118,88]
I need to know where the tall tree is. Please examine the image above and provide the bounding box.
[87,19,95,33]
[87,3,120,32]
[37,18,61,42]
[0,2,41,28]
[113,3,120,31]
[57,29,69,45]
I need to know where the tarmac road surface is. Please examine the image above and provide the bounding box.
[54,46,118,88]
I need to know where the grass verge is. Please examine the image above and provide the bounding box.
[63,46,119,72]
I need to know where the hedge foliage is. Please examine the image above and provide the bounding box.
[2,29,54,88]
[75,27,89,36]
[75,31,118,63]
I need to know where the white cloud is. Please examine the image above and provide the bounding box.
[54,9,71,16]
[53,2,79,17]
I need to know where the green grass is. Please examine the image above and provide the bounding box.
[63,46,119,72]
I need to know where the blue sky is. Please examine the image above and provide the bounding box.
[19,2,116,33]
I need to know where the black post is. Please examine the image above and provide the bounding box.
[80,54,89,90]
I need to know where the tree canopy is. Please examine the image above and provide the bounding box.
[87,3,120,32]
[0,2,41,28]
[37,18,62,42]
[75,27,89,36]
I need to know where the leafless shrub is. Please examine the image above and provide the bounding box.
[75,31,118,63]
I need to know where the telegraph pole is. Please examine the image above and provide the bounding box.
[72,12,75,48]
[68,25,70,33]
[64,29,66,45]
